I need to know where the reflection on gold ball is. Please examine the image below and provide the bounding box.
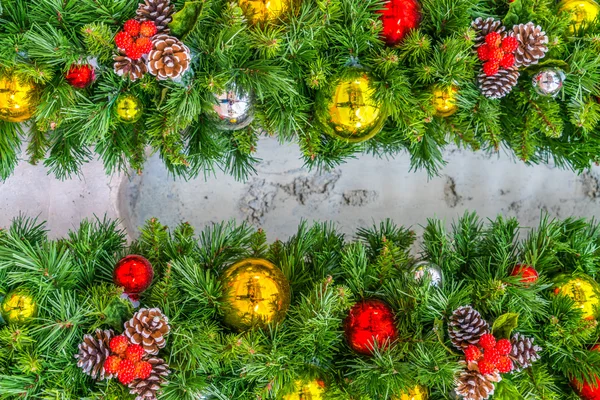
[114,93,143,124]
[393,385,428,400]
[220,258,290,330]
[1,290,37,324]
[554,274,600,320]
[0,74,37,122]
[560,0,600,32]
[239,0,290,24]
[432,85,458,117]
[283,379,325,400]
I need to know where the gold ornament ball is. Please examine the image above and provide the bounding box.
[220,258,291,330]
[393,385,428,400]
[239,0,290,24]
[1,290,37,324]
[560,0,600,32]
[114,93,143,124]
[432,85,458,117]
[282,379,325,400]
[0,74,37,123]
[317,70,386,143]
[554,274,600,320]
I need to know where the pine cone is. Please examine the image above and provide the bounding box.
[471,17,505,48]
[128,357,170,400]
[147,34,191,80]
[455,363,501,400]
[511,22,549,68]
[74,329,114,381]
[509,333,542,371]
[136,0,174,33]
[113,50,148,81]
[449,306,490,350]
[124,308,170,355]
[478,67,520,99]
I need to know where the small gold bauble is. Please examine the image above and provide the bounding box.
[282,379,325,400]
[1,290,37,324]
[0,74,37,122]
[220,258,291,330]
[432,85,458,117]
[393,385,428,400]
[554,274,600,320]
[114,93,143,124]
[560,0,600,32]
[317,69,386,143]
[239,0,290,24]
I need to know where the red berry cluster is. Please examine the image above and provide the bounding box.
[477,32,519,77]
[105,335,152,384]
[114,19,157,60]
[465,333,514,375]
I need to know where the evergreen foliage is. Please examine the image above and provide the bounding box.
[0,0,600,180]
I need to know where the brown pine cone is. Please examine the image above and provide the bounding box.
[128,357,170,400]
[74,329,114,381]
[471,17,505,48]
[478,67,520,99]
[147,34,191,80]
[113,50,148,81]
[509,333,542,371]
[137,0,174,33]
[124,308,170,355]
[511,22,549,68]
[455,361,501,400]
[448,306,490,350]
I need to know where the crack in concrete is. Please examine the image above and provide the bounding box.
[279,171,341,205]
[444,176,461,208]
[239,178,278,224]
[580,172,600,199]
[343,190,379,206]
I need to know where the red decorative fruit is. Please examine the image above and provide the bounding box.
[497,356,514,373]
[65,64,96,89]
[465,345,482,361]
[479,333,497,350]
[139,21,157,37]
[488,48,505,64]
[500,53,515,69]
[109,335,130,355]
[135,37,153,54]
[123,19,141,36]
[125,344,145,362]
[478,359,496,375]
[104,355,122,375]
[485,32,502,47]
[344,298,398,355]
[113,255,154,294]
[115,31,134,51]
[118,359,136,384]
[134,361,153,380]
[510,264,539,285]
[496,338,512,356]
[477,44,490,61]
[483,61,499,76]
[125,46,144,60]
[483,348,500,365]
[501,36,519,53]
[379,0,422,46]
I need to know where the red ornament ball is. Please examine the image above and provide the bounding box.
[344,298,398,355]
[65,64,95,89]
[379,0,421,46]
[113,255,154,294]
[573,345,600,399]
[511,264,539,285]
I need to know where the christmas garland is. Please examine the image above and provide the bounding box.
[3,213,600,399]
[1,0,600,180]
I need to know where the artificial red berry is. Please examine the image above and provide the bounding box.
[126,46,143,60]
[118,359,136,384]
[109,335,130,355]
[134,361,153,380]
[488,48,505,64]
[125,344,145,362]
[465,345,483,361]
[483,348,501,365]
[139,21,157,37]
[500,53,515,69]
[123,19,141,36]
[483,61,499,77]
[479,333,497,350]
[497,356,514,373]
[496,339,512,356]
[477,44,490,61]
[501,36,519,53]
[135,36,153,54]
[478,359,496,375]
[103,355,122,375]
[115,31,134,50]
[485,32,502,48]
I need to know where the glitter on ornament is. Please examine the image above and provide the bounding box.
[66,64,96,89]
[344,298,398,355]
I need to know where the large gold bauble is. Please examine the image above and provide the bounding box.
[560,0,600,32]
[220,258,291,330]
[317,69,386,143]
[553,274,600,320]
[432,85,458,117]
[1,290,37,324]
[239,0,290,24]
[0,74,37,122]
[393,385,428,400]
[114,93,143,124]
[282,379,325,400]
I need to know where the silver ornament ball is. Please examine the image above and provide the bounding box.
[532,68,565,97]
[411,260,442,287]
[213,88,254,130]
